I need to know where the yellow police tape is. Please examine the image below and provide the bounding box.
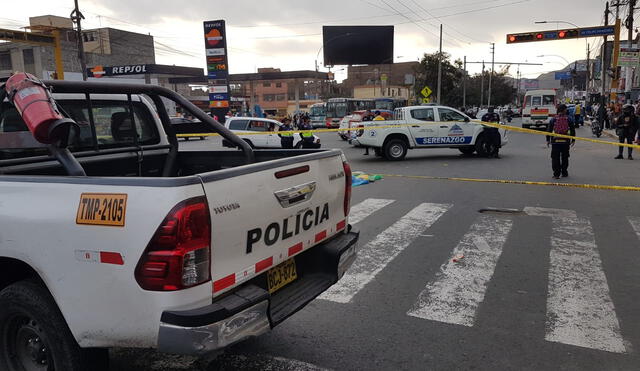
[379,173,640,192]
[177,120,640,149]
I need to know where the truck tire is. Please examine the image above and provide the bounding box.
[0,280,109,371]
[475,134,490,157]
[383,139,407,161]
[458,146,475,155]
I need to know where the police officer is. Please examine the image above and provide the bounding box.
[614,104,639,160]
[546,104,576,178]
[279,118,294,149]
[299,116,316,148]
[480,106,502,158]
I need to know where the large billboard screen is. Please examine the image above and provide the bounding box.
[323,26,394,66]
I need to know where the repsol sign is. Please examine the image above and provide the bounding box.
[246,203,330,254]
[88,64,149,78]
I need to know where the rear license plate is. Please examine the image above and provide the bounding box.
[267,259,297,293]
[76,193,127,227]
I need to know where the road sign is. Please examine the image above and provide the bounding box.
[421,86,432,98]
[506,25,616,44]
[422,97,432,103]
[554,71,572,80]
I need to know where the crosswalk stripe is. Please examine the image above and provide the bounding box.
[348,198,395,225]
[320,202,452,303]
[628,216,640,240]
[525,207,627,353]
[407,214,513,326]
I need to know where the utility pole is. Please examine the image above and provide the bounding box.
[602,1,610,101]
[480,61,485,107]
[624,0,636,103]
[463,56,467,108]
[437,24,442,104]
[70,0,87,81]
[488,43,495,107]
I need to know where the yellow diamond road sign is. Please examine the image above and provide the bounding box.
[421,86,432,98]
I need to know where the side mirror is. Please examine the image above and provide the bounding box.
[464,117,470,123]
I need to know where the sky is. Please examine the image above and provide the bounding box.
[1,0,615,81]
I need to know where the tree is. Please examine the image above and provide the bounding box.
[414,52,517,108]
[414,52,463,107]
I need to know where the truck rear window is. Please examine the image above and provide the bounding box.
[0,100,160,160]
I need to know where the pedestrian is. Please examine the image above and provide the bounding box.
[597,98,608,131]
[547,104,575,179]
[279,118,294,149]
[480,106,502,158]
[614,104,639,160]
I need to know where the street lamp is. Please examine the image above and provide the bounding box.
[536,54,570,66]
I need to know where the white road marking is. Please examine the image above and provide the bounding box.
[628,216,640,240]
[525,207,627,353]
[348,198,395,225]
[320,202,451,303]
[407,215,513,326]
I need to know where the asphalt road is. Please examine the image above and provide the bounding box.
[111,119,640,370]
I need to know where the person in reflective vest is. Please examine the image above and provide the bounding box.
[300,116,315,148]
[546,104,575,179]
[279,118,294,149]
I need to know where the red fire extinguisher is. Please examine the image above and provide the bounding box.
[4,72,75,144]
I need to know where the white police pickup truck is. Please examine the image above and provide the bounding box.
[0,78,358,371]
[355,104,508,160]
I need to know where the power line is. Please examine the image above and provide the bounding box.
[379,0,439,40]
[410,0,489,43]
[396,0,470,46]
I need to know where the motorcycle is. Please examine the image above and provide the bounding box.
[591,118,603,138]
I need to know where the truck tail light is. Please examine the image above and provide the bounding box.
[135,197,211,291]
[342,158,352,217]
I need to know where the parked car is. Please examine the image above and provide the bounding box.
[222,117,321,149]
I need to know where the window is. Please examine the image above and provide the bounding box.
[228,119,249,130]
[543,95,555,105]
[0,100,160,159]
[275,82,282,88]
[531,96,542,106]
[263,94,275,102]
[248,120,268,132]
[0,52,11,70]
[410,108,435,121]
[22,49,35,75]
[276,94,286,101]
[438,108,466,122]
[263,82,271,87]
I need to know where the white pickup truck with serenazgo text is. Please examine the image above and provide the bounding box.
[0,75,358,371]
[354,104,508,160]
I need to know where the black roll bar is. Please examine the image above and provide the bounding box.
[43,80,255,165]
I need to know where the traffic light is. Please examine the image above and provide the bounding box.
[506,26,614,43]
[557,29,580,39]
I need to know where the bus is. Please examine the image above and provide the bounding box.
[309,102,326,128]
[375,97,407,111]
[325,98,375,128]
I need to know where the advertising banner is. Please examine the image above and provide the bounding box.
[618,47,640,67]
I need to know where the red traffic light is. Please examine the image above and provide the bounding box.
[558,30,567,38]
[536,33,543,40]
[508,35,516,42]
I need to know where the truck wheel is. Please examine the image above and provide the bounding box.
[459,146,475,155]
[0,280,109,371]
[384,139,407,161]
[475,135,490,157]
